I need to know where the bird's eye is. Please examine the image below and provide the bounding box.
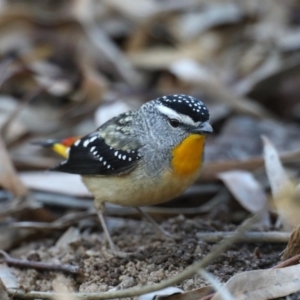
[169,119,180,128]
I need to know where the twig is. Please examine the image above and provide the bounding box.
[272,253,300,269]
[0,250,80,275]
[9,210,95,230]
[200,148,300,182]
[197,231,290,243]
[7,216,258,299]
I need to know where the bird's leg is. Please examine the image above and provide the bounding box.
[97,209,118,252]
[95,202,135,258]
[136,207,174,239]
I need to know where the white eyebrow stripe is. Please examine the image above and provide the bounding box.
[156,105,200,127]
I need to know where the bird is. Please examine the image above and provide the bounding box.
[36,94,213,256]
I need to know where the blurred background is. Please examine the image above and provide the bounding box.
[1,0,300,203]
[1,0,300,294]
[2,0,300,174]
[1,0,300,209]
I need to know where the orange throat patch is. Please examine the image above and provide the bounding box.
[171,134,206,177]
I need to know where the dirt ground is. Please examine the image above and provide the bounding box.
[9,214,293,299]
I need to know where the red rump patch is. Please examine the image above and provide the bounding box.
[61,136,81,147]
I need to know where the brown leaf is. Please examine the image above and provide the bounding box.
[211,264,300,300]
[282,224,300,261]
[0,135,28,198]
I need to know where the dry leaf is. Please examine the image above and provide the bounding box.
[55,227,80,249]
[0,113,27,144]
[139,287,184,300]
[263,136,300,229]
[212,264,300,300]
[0,279,9,300]
[0,135,28,197]
[282,224,300,261]
[163,286,215,300]
[262,136,293,198]
[218,170,270,226]
[0,264,18,290]
[218,170,267,214]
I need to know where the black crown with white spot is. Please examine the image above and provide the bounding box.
[157,94,209,123]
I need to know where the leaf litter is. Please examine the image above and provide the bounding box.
[1,1,300,300]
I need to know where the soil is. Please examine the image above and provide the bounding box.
[9,214,292,298]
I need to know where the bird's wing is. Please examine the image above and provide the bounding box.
[53,111,142,176]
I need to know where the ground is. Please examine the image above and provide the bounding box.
[10,214,289,298]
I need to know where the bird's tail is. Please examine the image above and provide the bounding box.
[32,136,80,158]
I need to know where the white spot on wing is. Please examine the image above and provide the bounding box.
[89,136,97,143]
[74,139,80,146]
[83,140,90,147]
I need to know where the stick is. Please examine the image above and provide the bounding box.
[0,250,80,275]
[197,231,290,243]
[272,253,300,269]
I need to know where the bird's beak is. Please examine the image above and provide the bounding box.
[193,121,213,134]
